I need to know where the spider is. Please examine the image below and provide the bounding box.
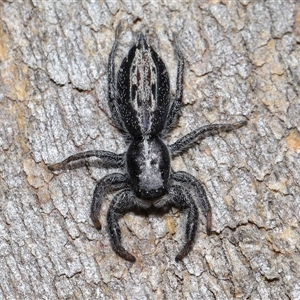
[48,29,246,262]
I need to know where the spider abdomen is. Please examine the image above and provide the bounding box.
[116,34,170,137]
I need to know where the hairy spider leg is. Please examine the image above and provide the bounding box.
[172,171,212,234]
[48,150,125,171]
[91,173,129,230]
[164,47,184,133]
[170,121,247,156]
[168,184,199,261]
[107,30,125,131]
[106,189,136,262]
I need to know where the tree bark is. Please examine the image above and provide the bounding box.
[0,0,299,299]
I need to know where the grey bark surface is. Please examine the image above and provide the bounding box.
[1,0,300,299]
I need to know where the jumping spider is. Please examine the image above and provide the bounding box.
[48,30,246,262]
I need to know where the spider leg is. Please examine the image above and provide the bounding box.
[163,47,184,133]
[91,173,129,230]
[107,189,136,262]
[48,150,125,171]
[170,121,247,156]
[107,25,126,131]
[168,184,199,262]
[172,171,211,234]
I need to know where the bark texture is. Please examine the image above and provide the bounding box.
[1,0,300,299]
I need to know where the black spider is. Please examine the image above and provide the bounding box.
[48,29,246,262]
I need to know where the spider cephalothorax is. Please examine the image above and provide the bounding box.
[48,29,246,262]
